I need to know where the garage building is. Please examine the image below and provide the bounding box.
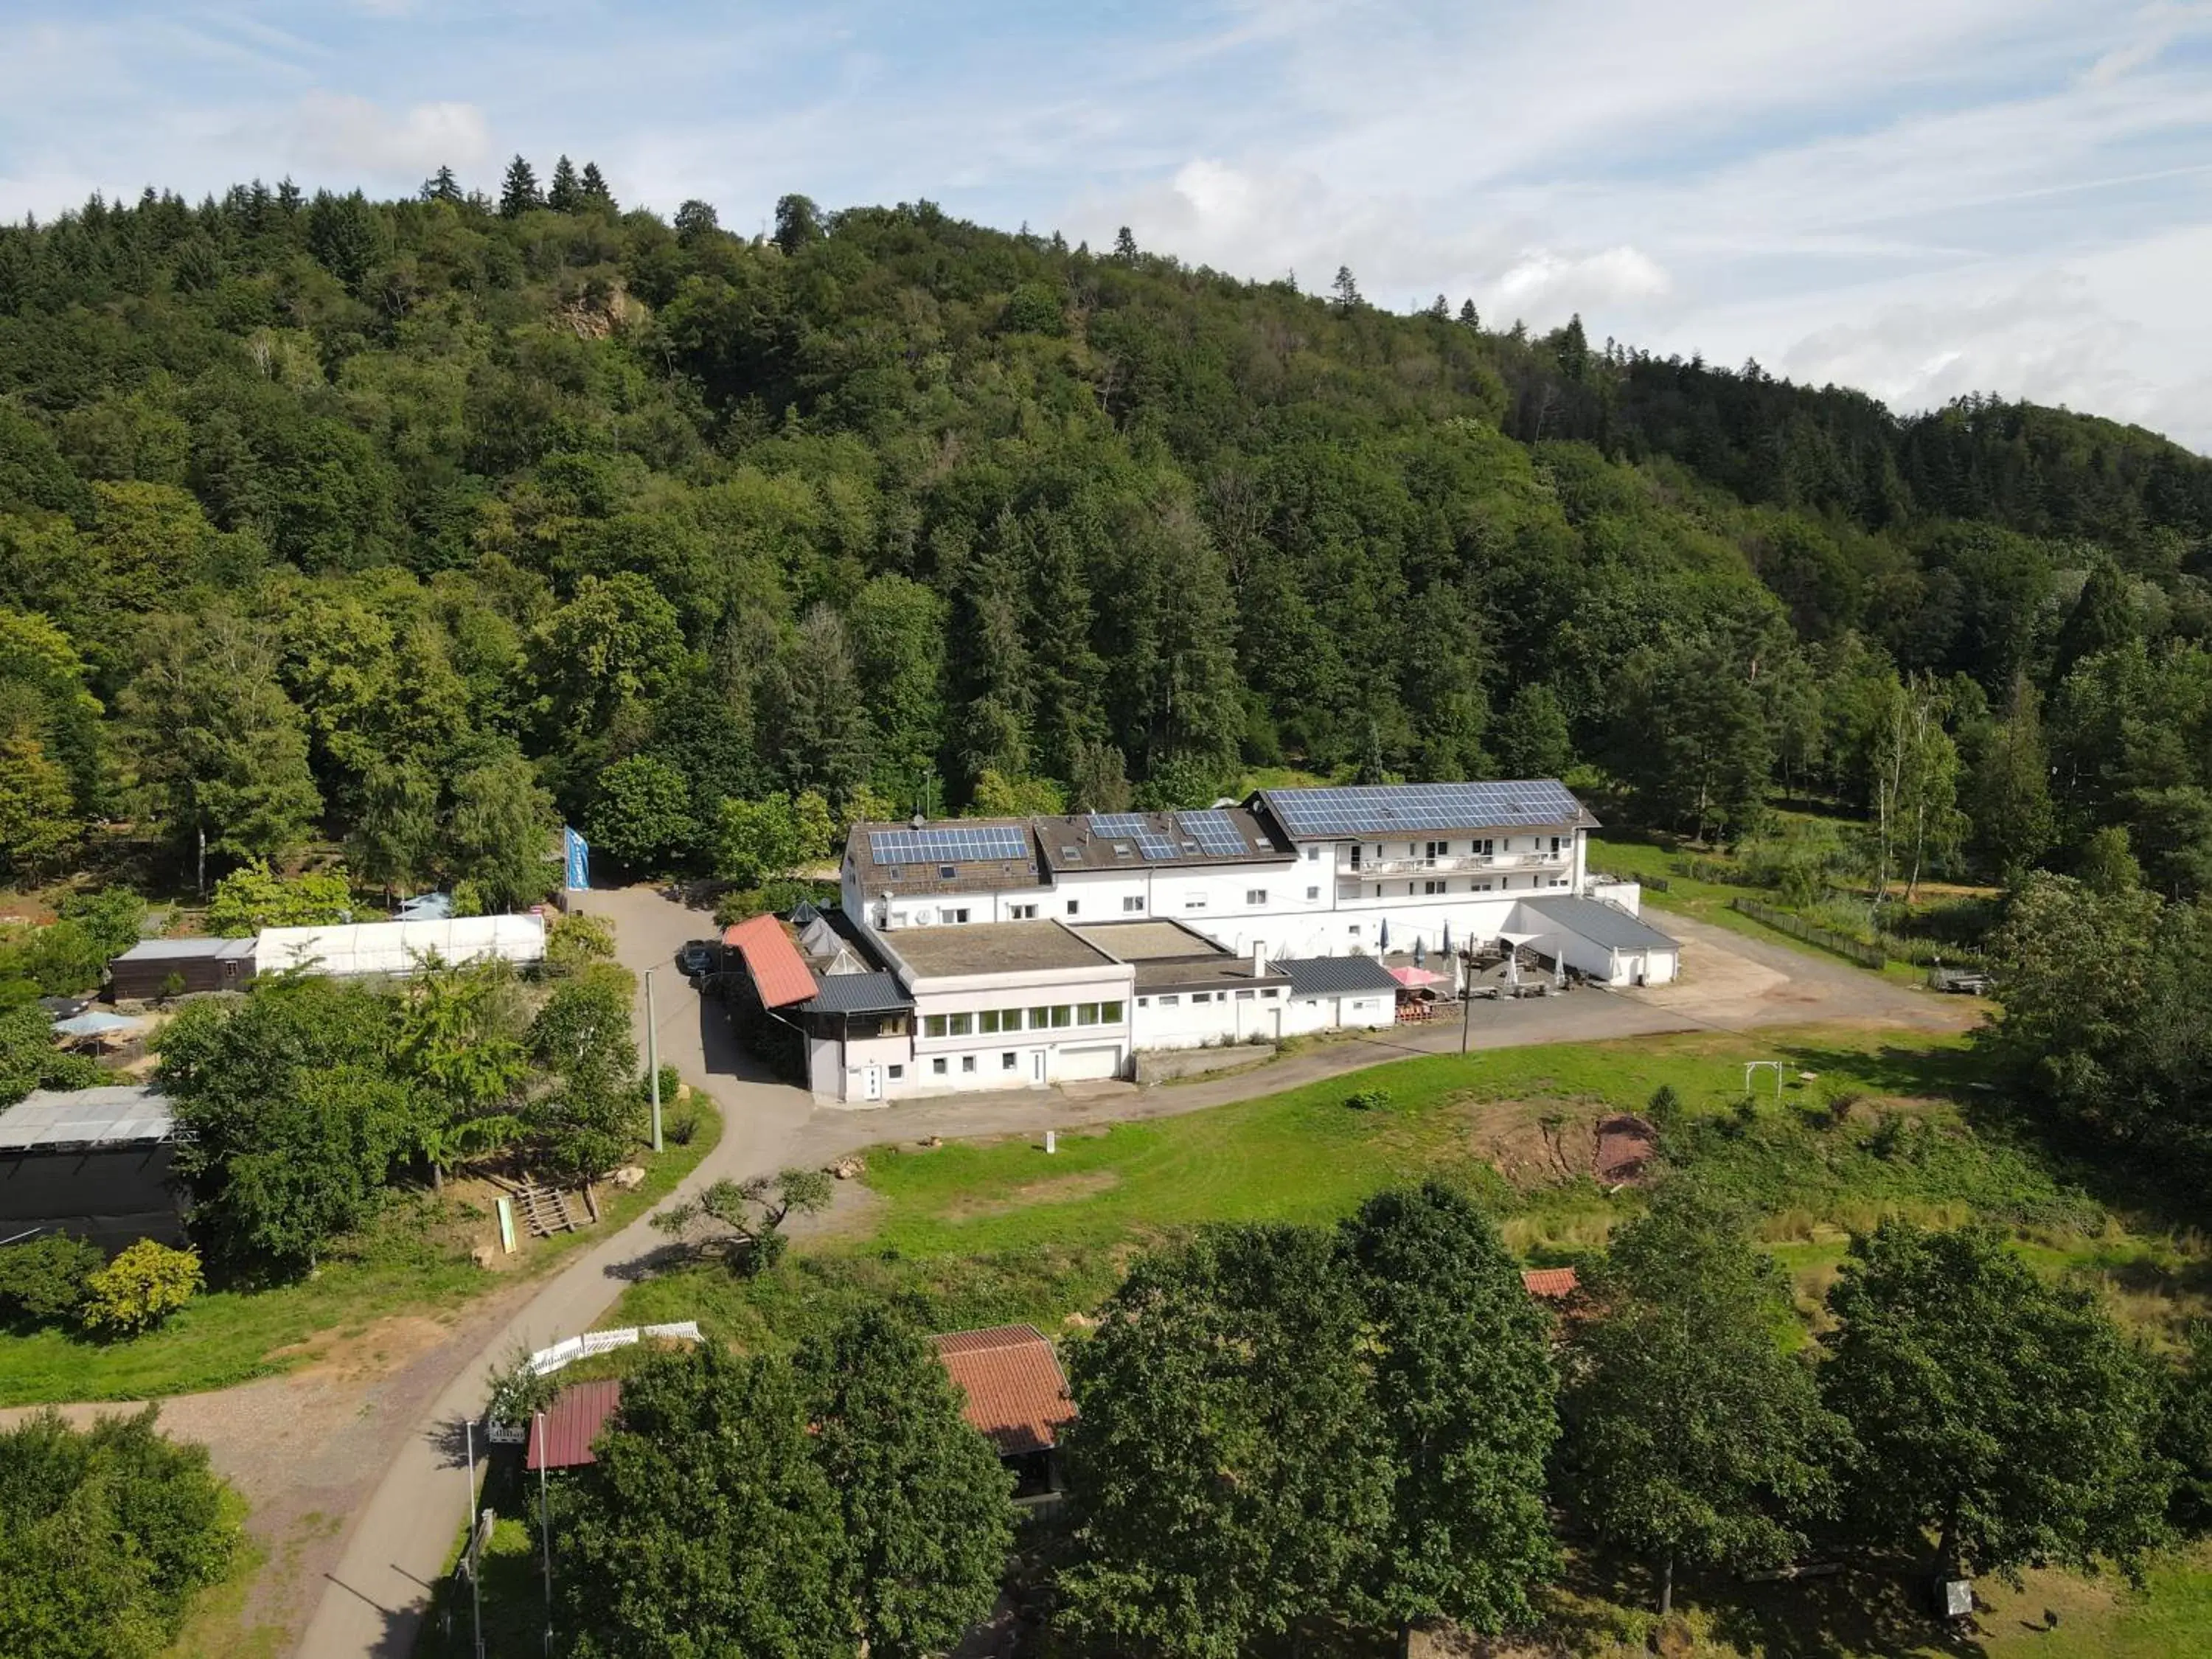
[1511,895,1681,987]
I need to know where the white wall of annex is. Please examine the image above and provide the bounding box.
[1130,987,1288,1050]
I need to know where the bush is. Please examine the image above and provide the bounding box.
[484,1343,563,1427]
[544,911,616,975]
[0,1233,102,1324]
[1345,1088,1394,1112]
[205,861,353,936]
[80,1240,203,1335]
[714,880,837,928]
[0,1407,238,1656]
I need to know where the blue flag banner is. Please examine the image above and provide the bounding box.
[563,826,591,891]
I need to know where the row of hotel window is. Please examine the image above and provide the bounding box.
[922,1003,1126,1037]
[928,874,1565,926]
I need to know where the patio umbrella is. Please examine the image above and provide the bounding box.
[1413,939,1427,967]
[1441,922,1454,957]
[52,1009,138,1038]
[52,1008,140,1057]
[1378,918,1391,952]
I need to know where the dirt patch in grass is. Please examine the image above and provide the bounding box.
[1462,1097,1660,1192]
[267,1312,457,1385]
[939,1169,1123,1222]
[1595,1114,1658,1186]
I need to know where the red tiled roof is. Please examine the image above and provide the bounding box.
[524,1378,624,1472]
[721,914,819,1009]
[1521,1267,1581,1300]
[931,1325,1074,1458]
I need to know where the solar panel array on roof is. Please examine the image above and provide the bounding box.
[1268,782,1582,837]
[1178,810,1249,856]
[1133,830,1180,861]
[1085,813,1147,839]
[868,826,1030,864]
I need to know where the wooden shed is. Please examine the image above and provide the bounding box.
[105,937,256,1001]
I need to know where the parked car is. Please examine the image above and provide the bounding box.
[675,940,719,980]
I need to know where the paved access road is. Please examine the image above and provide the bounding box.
[294,887,812,1657]
[279,888,1975,1655]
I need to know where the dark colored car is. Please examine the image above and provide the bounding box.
[675,940,719,979]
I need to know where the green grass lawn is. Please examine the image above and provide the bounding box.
[612,1022,2188,1352]
[0,1098,723,1406]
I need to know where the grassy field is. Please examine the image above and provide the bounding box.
[612,1023,2199,1353]
[0,1094,723,1406]
[595,1020,2212,1658]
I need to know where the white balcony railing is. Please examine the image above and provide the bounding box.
[1351,849,1570,878]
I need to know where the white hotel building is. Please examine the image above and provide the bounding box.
[720,782,1683,1104]
[841,781,1673,981]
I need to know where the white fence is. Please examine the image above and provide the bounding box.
[484,1321,705,1444]
[525,1321,703,1376]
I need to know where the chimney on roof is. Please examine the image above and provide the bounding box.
[1251,940,1267,978]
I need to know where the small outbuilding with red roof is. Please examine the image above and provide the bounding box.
[931,1324,1075,1499]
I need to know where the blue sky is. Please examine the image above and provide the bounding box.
[5,1,2212,448]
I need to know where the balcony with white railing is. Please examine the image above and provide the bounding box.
[1349,848,1571,879]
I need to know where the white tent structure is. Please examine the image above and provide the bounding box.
[256,914,547,978]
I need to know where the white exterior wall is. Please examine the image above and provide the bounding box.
[1130,984,1289,1051]
[820,1031,919,1105]
[904,964,1135,1093]
[1279,992,1394,1037]
[847,824,1596,965]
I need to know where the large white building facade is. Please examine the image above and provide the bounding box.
[840,781,1668,981]
[737,781,1681,1104]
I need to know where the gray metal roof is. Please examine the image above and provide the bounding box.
[1275,956,1402,998]
[112,936,255,962]
[801,972,913,1015]
[1517,896,1680,953]
[0,1085,175,1150]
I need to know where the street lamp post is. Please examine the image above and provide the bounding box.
[644,967,663,1153]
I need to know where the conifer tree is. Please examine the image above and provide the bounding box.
[497,155,541,218]
[950,512,1035,788]
[1112,225,1138,260]
[547,154,580,212]
[421,165,462,204]
[1458,298,1479,327]
[1332,265,1363,311]
[577,161,616,211]
[1028,513,1106,784]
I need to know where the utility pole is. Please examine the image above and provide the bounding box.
[538,1409,554,1655]
[1461,953,1473,1054]
[464,1420,485,1659]
[644,968,662,1153]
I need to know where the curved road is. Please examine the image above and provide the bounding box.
[296,887,815,1657]
[295,892,1973,1655]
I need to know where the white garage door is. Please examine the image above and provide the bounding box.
[1056,1045,1122,1082]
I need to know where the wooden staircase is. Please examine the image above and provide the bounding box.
[514,1176,582,1238]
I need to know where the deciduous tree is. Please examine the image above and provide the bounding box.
[1559,1187,1843,1614]
[557,1345,849,1657]
[1057,1224,1391,1655]
[1820,1219,2170,1585]
[795,1307,1015,1657]
[1338,1183,1559,1644]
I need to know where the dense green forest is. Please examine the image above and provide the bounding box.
[3,156,2211,899]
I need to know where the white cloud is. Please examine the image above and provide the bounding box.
[1494,247,1672,312]
[283,91,489,176]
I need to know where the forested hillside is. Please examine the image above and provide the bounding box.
[3,159,2211,896]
